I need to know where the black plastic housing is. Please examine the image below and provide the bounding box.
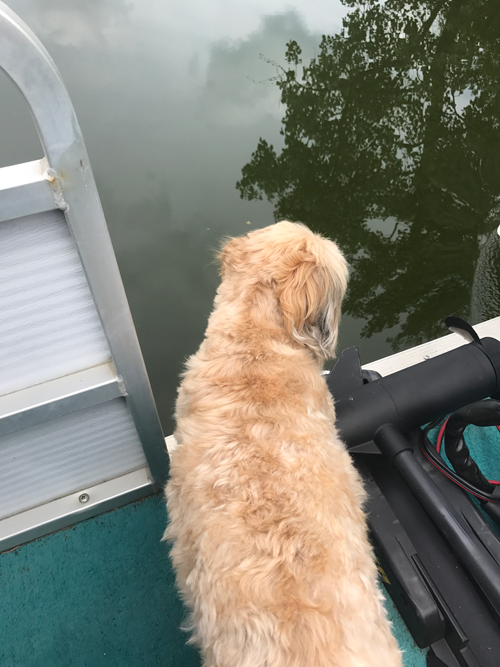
[326,335,500,665]
[331,338,500,449]
[358,440,500,667]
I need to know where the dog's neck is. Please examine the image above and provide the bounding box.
[204,279,322,366]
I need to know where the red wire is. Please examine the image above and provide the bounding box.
[419,442,496,501]
[435,419,448,454]
[435,419,500,485]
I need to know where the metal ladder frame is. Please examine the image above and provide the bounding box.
[0,2,169,550]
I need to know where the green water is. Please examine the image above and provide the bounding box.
[1,0,499,434]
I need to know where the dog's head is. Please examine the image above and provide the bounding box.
[219,221,348,360]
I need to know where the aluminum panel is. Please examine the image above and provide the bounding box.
[0,209,111,396]
[0,398,147,520]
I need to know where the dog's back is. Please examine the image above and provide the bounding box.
[165,222,402,667]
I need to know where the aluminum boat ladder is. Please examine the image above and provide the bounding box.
[0,2,169,551]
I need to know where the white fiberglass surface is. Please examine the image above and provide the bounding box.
[0,398,147,520]
[0,210,111,396]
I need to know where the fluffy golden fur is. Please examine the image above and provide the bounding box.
[164,221,402,667]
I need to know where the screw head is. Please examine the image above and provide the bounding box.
[79,493,90,504]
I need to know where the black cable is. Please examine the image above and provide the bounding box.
[444,400,500,493]
[419,422,500,503]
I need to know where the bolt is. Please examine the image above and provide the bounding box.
[43,167,57,183]
[79,493,90,504]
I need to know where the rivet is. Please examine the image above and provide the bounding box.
[424,355,430,360]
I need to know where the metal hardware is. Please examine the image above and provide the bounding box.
[0,469,153,552]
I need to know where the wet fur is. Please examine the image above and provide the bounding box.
[164,222,402,667]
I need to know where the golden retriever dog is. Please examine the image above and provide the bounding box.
[164,221,402,667]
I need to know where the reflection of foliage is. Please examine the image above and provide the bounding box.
[237,0,500,349]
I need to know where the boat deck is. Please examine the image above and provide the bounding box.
[0,491,428,667]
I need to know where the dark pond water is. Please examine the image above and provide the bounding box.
[2,0,500,435]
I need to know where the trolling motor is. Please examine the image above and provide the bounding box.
[329,317,500,450]
[327,318,500,666]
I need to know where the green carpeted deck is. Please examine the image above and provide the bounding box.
[0,495,200,667]
[1,491,426,667]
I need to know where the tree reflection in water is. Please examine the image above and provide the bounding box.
[237,0,500,351]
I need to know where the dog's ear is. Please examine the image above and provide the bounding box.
[218,236,248,278]
[277,242,348,360]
